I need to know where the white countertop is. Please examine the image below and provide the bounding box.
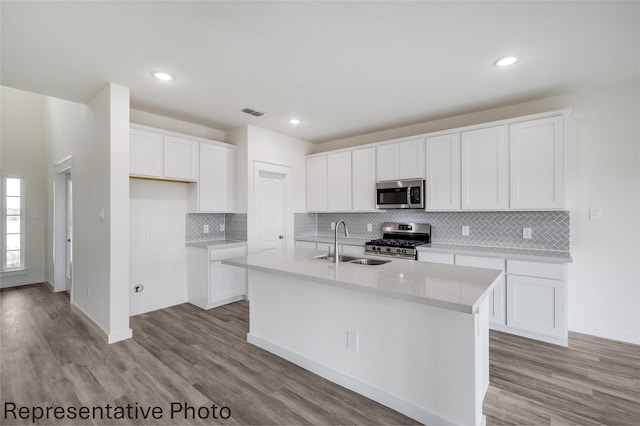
[418,243,572,263]
[186,240,247,250]
[223,248,502,314]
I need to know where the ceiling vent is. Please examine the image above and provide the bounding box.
[241,107,265,117]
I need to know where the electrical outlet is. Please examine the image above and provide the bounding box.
[346,331,358,352]
[331,222,336,230]
[462,226,470,236]
[589,206,603,220]
[522,227,533,239]
[203,224,210,234]
[367,224,372,232]
[219,224,225,232]
[146,231,153,240]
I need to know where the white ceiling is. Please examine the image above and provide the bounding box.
[2,1,639,143]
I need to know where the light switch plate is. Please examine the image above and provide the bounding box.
[367,224,372,232]
[522,227,533,239]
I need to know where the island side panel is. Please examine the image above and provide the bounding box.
[247,269,487,425]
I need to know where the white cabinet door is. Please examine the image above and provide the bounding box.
[377,139,425,181]
[327,151,352,211]
[510,116,564,209]
[352,147,377,211]
[455,255,506,327]
[461,125,509,210]
[426,133,461,210]
[376,143,397,182]
[130,128,163,177]
[397,138,425,179]
[198,143,235,212]
[306,155,327,212]
[163,135,198,181]
[210,261,247,304]
[506,274,564,339]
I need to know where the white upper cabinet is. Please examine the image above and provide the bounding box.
[376,138,425,181]
[306,155,328,212]
[192,143,235,213]
[130,128,164,178]
[510,116,564,209]
[352,147,377,211]
[327,151,352,211]
[163,135,198,181]
[425,133,461,211]
[461,125,509,210]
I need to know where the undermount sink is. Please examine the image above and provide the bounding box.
[314,254,390,266]
[349,258,390,266]
[314,254,359,262]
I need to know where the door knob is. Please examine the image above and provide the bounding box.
[278,235,284,239]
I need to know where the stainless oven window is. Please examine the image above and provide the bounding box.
[378,188,408,205]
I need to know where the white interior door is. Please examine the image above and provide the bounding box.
[65,173,73,291]
[254,167,286,253]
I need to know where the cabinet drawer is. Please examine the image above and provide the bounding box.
[209,245,247,262]
[295,241,317,250]
[455,255,505,271]
[507,259,565,280]
[418,251,455,264]
[341,244,365,255]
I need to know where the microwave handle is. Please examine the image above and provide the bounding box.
[407,187,412,208]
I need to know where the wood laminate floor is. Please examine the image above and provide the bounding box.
[1,284,639,425]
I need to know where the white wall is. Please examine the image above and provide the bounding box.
[43,84,132,343]
[0,87,47,287]
[315,81,640,345]
[129,179,188,315]
[130,109,226,142]
[243,125,313,254]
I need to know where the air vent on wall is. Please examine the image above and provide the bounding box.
[241,107,265,117]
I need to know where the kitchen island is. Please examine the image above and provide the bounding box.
[223,248,502,425]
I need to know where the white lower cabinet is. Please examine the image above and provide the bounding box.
[455,255,506,327]
[417,250,568,345]
[506,260,567,345]
[187,244,247,310]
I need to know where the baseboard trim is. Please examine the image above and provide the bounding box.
[569,322,640,346]
[130,296,188,317]
[247,333,456,426]
[71,304,133,344]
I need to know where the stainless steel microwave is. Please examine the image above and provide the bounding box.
[376,179,425,209]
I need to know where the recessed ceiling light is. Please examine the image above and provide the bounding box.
[495,56,520,67]
[289,118,302,125]
[152,71,175,81]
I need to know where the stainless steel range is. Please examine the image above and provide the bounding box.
[365,222,431,259]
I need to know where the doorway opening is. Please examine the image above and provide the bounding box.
[53,156,73,300]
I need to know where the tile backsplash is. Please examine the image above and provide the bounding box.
[186,213,247,242]
[295,210,570,251]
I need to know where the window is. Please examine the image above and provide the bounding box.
[3,177,25,271]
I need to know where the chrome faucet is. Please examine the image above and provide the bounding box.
[333,220,349,264]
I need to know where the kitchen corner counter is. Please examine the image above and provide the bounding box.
[223,248,502,314]
[186,240,247,250]
[418,243,572,263]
